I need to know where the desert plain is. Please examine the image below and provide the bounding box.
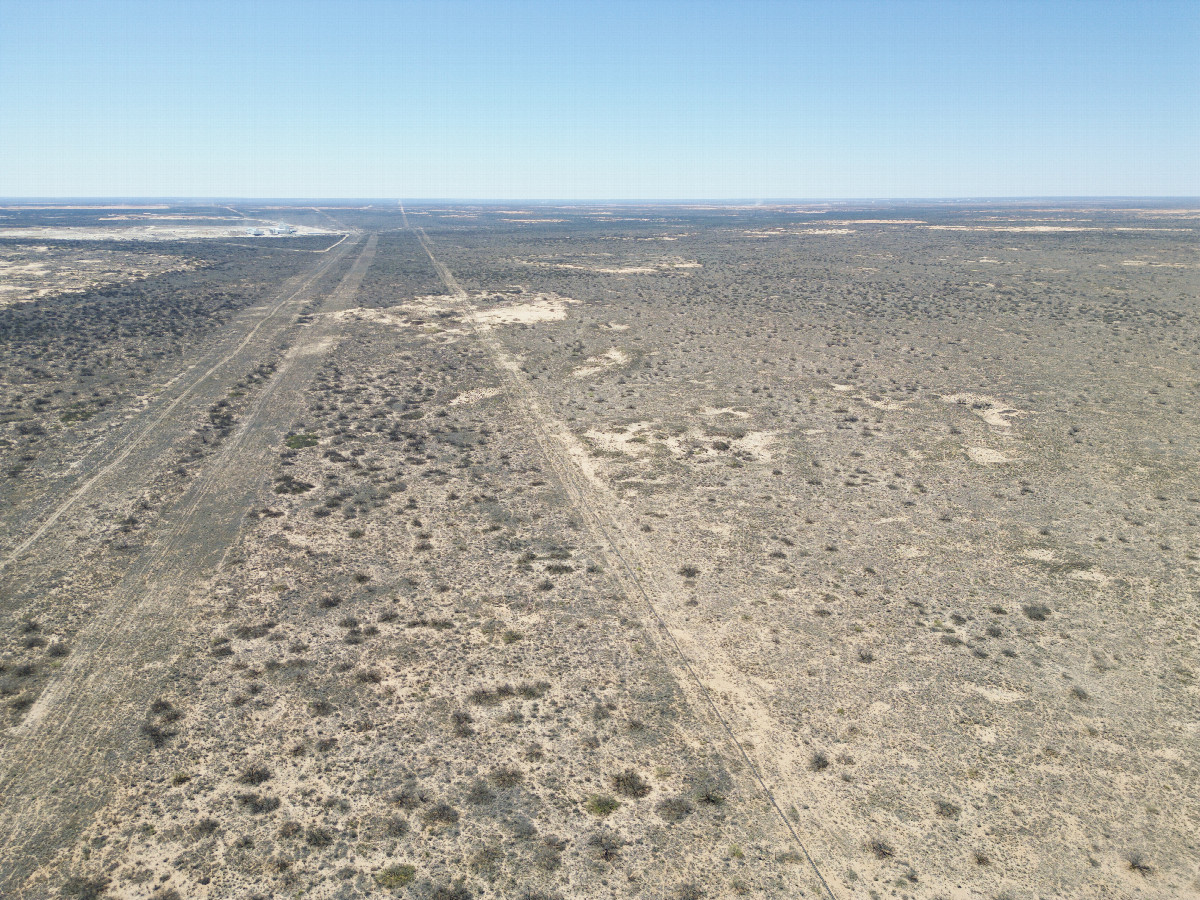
[0,201,1197,900]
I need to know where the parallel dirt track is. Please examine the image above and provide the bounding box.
[0,234,362,573]
[0,235,378,896]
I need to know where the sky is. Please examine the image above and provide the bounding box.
[1,0,1197,199]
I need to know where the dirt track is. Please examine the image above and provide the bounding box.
[410,222,841,899]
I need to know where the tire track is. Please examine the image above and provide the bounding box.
[0,234,360,573]
[409,221,841,900]
[0,235,378,897]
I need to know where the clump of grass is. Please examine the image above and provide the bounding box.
[374,864,416,888]
[585,794,621,817]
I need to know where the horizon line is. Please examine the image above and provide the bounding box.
[2,195,1199,205]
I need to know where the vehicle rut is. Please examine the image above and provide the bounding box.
[409,220,841,900]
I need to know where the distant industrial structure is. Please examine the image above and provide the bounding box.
[244,225,296,236]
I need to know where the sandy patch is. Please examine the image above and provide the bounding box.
[572,348,629,378]
[967,684,1026,704]
[449,387,501,406]
[471,293,580,327]
[701,407,751,419]
[735,431,777,461]
[517,257,700,275]
[943,392,1023,428]
[967,447,1012,465]
[1021,548,1056,562]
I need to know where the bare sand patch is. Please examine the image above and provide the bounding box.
[471,292,580,327]
[449,387,501,406]
[701,406,751,419]
[967,447,1013,465]
[943,392,1023,428]
[571,348,629,378]
[735,431,777,461]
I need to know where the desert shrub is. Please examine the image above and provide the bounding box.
[810,751,830,772]
[612,769,651,798]
[655,797,693,822]
[491,766,524,788]
[1023,604,1052,621]
[678,565,700,578]
[239,765,272,785]
[384,816,409,838]
[1127,852,1153,876]
[518,680,551,699]
[869,839,894,859]
[422,802,459,826]
[935,800,961,819]
[236,793,280,814]
[588,828,625,861]
[532,844,562,872]
[304,826,334,847]
[469,684,516,706]
[466,780,495,804]
[62,876,110,899]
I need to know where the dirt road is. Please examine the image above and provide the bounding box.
[0,236,378,895]
[409,223,841,899]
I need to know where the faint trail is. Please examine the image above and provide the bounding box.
[0,235,378,897]
[409,222,840,899]
[0,234,359,573]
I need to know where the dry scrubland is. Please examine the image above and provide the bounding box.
[0,202,1198,900]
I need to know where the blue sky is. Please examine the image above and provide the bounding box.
[1,0,1196,198]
